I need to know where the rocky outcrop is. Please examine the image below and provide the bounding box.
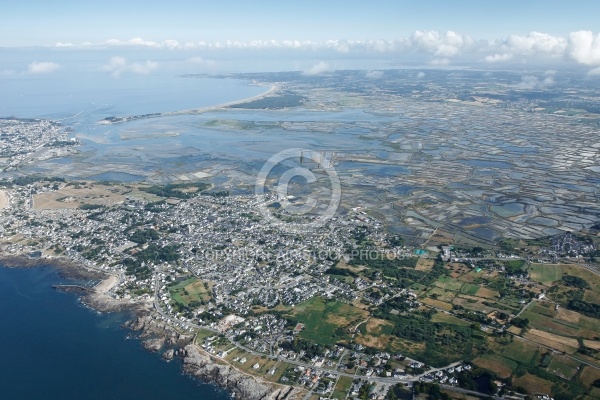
[142,337,165,352]
[162,349,175,361]
[179,344,303,400]
[82,289,147,313]
[124,314,193,346]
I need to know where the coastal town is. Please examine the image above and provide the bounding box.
[0,118,79,171]
[1,161,600,399]
[2,68,600,400]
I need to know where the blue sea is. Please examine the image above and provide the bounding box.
[0,266,231,400]
[0,48,267,119]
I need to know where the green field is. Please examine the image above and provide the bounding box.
[426,287,456,302]
[502,340,538,365]
[548,355,581,379]
[520,309,582,338]
[332,376,354,399]
[434,275,464,291]
[528,263,563,285]
[473,353,518,378]
[528,301,556,317]
[194,327,218,344]
[502,259,527,272]
[461,283,481,296]
[289,296,367,346]
[169,277,211,307]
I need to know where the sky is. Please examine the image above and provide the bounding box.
[3,0,599,46]
[2,1,600,74]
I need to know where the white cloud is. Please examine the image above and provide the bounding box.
[515,75,540,89]
[514,72,555,90]
[106,38,176,49]
[429,58,450,66]
[188,56,217,68]
[28,61,61,74]
[484,53,513,63]
[101,57,158,77]
[365,70,383,79]
[503,32,567,56]
[303,61,331,76]
[482,32,566,64]
[568,30,600,66]
[101,56,127,76]
[542,69,556,85]
[129,60,158,75]
[46,30,600,69]
[542,75,555,86]
[588,66,600,75]
[411,30,472,57]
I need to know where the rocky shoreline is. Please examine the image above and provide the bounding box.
[0,253,300,400]
[0,254,105,281]
[179,344,303,400]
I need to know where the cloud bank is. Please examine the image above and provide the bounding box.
[51,30,600,72]
[101,56,158,77]
[303,61,330,76]
[188,56,217,68]
[568,31,600,66]
[28,61,61,74]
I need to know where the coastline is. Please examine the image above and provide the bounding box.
[169,84,278,115]
[99,84,279,125]
[0,252,297,400]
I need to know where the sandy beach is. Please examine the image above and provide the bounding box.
[95,274,119,294]
[99,84,279,125]
[0,190,8,209]
[165,85,278,116]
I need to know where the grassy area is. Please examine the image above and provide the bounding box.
[425,287,456,302]
[169,277,211,307]
[502,340,538,365]
[422,297,454,311]
[521,308,586,338]
[584,290,600,304]
[547,355,581,379]
[525,329,579,354]
[434,275,464,291]
[528,263,563,285]
[589,387,600,399]
[290,296,368,346]
[355,318,396,350]
[267,362,291,383]
[416,258,435,271]
[194,328,218,344]
[529,301,556,317]
[502,259,527,272]
[461,283,480,296]
[332,376,353,399]
[512,373,554,395]
[472,353,518,379]
[580,366,600,387]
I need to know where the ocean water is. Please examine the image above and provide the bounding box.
[0,70,267,120]
[0,266,231,400]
